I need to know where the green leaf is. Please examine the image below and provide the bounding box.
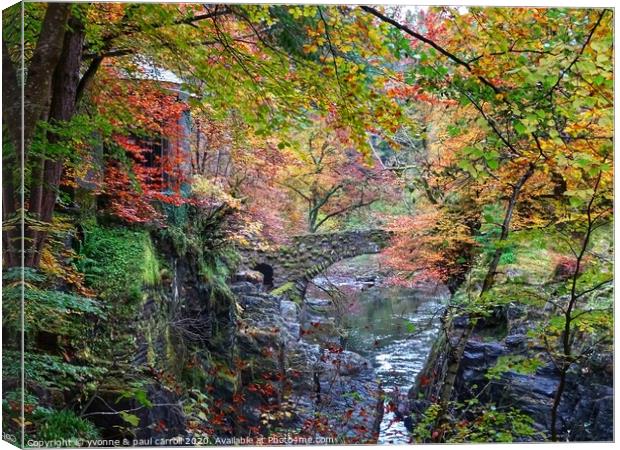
[593,75,605,86]
[575,60,597,75]
[465,146,483,158]
[457,159,477,177]
[134,389,153,408]
[447,125,462,137]
[514,121,527,135]
[120,412,140,427]
[486,158,499,170]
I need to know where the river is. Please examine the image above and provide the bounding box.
[305,254,448,444]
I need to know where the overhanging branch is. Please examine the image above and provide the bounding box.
[360,5,501,94]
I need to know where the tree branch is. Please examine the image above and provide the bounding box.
[575,278,613,300]
[76,55,103,104]
[279,182,312,203]
[83,6,233,58]
[314,197,378,230]
[461,90,519,156]
[360,6,500,94]
[546,9,608,97]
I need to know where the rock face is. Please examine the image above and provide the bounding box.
[409,304,613,442]
[77,231,385,445]
[234,277,384,443]
[83,247,239,441]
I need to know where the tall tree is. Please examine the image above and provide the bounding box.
[3,3,73,267]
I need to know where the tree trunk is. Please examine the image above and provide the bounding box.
[436,317,476,428]
[549,171,602,441]
[22,4,72,153]
[480,163,536,293]
[2,4,72,268]
[24,17,85,267]
[550,367,568,441]
[435,162,536,431]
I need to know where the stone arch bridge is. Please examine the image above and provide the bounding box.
[239,229,391,300]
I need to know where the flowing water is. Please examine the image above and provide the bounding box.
[307,255,448,444]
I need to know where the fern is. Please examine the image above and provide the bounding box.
[3,351,106,390]
[2,274,104,337]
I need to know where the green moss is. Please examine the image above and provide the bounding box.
[142,239,161,286]
[486,355,544,381]
[271,281,302,303]
[201,252,236,306]
[158,224,191,257]
[78,225,161,303]
[271,281,295,296]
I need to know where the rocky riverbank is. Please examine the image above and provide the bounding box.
[232,272,384,443]
[409,300,613,441]
[299,255,448,444]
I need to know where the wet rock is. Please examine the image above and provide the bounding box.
[83,384,186,441]
[570,386,613,441]
[305,297,332,309]
[508,372,558,397]
[461,341,506,368]
[505,333,527,349]
[321,350,371,376]
[231,281,260,295]
[280,300,301,339]
[355,275,376,287]
[506,303,526,321]
[355,275,375,282]
[238,294,279,314]
[134,385,186,440]
[411,301,613,442]
[312,353,382,443]
[452,315,470,328]
[234,270,264,285]
[235,282,384,443]
[280,300,299,322]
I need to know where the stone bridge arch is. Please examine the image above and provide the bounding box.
[240,229,391,300]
